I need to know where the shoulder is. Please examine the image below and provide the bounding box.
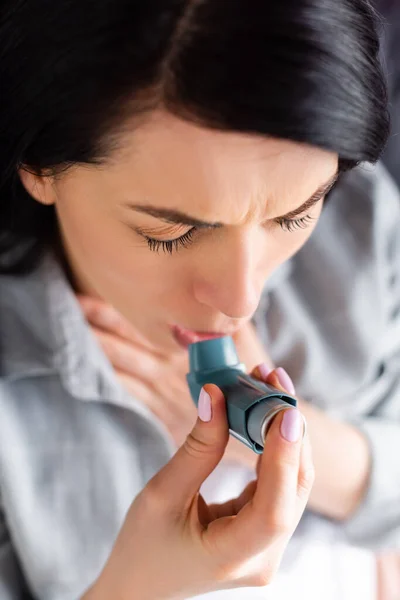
[0,254,128,405]
[0,253,94,387]
[274,162,400,325]
[262,162,400,406]
[302,162,400,274]
[0,259,58,378]
[327,162,400,235]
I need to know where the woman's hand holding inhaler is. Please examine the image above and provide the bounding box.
[82,376,312,599]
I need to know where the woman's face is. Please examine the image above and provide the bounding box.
[23,111,338,354]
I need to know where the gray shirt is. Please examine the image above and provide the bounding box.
[1,163,400,600]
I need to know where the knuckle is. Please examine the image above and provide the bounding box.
[250,497,293,539]
[277,450,300,472]
[249,514,291,541]
[263,507,292,539]
[183,432,218,459]
[184,428,227,459]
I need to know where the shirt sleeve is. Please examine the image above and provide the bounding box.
[341,165,400,550]
[343,418,400,549]
[0,498,32,599]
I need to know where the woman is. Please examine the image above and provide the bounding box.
[0,0,394,598]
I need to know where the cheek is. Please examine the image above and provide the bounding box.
[55,200,144,304]
[55,198,189,299]
[56,199,126,269]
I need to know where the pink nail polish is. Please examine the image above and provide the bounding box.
[276,367,296,395]
[258,362,273,380]
[198,388,212,422]
[280,409,302,442]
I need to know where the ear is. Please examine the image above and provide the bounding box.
[18,167,56,206]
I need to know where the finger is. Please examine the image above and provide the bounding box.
[78,295,131,338]
[251,363,294,398]
[116,370,153,402]
[250,362,273,382]
[146,384,230,513]
[116,363,195,420]
[116,370,185,433]
[262,368,306,439]
[78,295,164,355]
[252,363,303,493]
[206,479,258,521]
[222,407,306,555]
[266,369,295,396]
[254,407,305,511]
[92,328,161,382]
[256,455,261,478]
[115,370,164,416]
[96,326,193,417]
[293,428,315,528]
[248,364,311,542]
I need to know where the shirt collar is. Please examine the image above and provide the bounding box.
[1,251,292,399]
[0,252,130,405]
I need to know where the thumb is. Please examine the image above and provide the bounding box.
[150,384,230,511]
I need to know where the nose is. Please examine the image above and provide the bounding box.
[192,229,263,319]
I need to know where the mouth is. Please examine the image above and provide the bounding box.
[171,325,233,349]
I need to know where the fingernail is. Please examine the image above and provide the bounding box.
[276,367,296,395]
[257,362,273,380]
[280,409,303,443]
[198,388,212,422]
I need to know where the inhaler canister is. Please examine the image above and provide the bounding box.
[186,336,301,454]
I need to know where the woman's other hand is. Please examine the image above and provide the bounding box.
[78,294,197,447]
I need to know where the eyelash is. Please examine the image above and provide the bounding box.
[143,229,196,254]
[142,214,315,254]
[275,214,315,233]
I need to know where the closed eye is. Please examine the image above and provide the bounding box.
[138,208,317,254]
[276,214,316,232]
[132,176,337,254]
[141,228,196,254]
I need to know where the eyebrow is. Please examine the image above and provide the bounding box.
[282,171,339,219]
[124,171,339,228]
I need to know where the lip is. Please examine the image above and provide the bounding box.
[171,325,231,349]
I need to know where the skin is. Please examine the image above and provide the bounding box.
[20,110,337,354]
[20,109,371,519]
[22,110,395,597]
[80,382,312,600]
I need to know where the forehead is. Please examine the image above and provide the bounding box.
[108,110,338,223]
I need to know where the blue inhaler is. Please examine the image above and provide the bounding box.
[186,336,299,454]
